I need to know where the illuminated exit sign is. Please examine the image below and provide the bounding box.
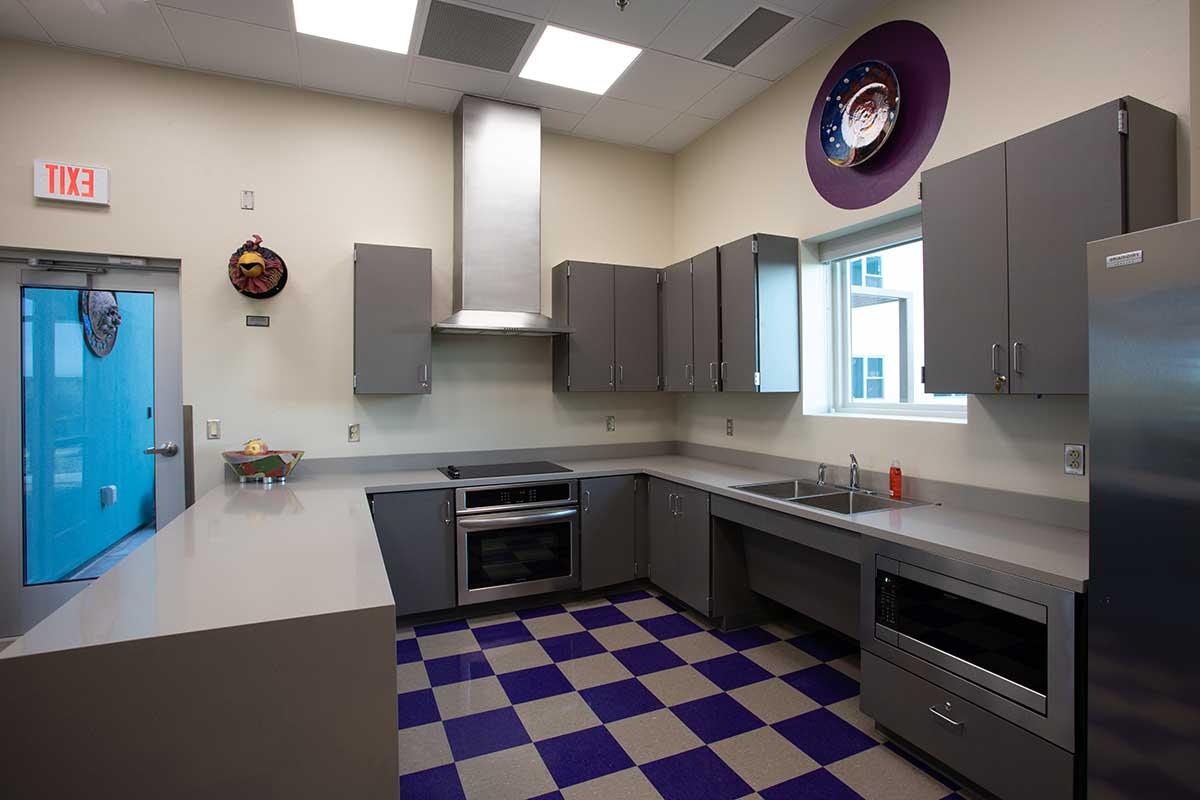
[34,160,109,205]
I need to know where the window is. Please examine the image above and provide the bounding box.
[851,356,885,399]
[850,256,883,288]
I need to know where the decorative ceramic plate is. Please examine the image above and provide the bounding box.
[820,60,900,168]
[222,450,305,481]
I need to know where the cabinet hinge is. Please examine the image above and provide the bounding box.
[753,371,761,387]
[633,561,638,576]
[917,180,923,201]
[353,373,358,389]
[1117,108,1129,135]
[567,374,571,389]
[689,262,693,275]
[751,237,759,254]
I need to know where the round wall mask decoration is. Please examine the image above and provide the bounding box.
[79,289,121,357]
[806,20,950,210]
[228,234,288,299]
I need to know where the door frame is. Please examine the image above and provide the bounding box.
[0,246,183,637]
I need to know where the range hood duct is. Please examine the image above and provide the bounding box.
[435,96,571,335]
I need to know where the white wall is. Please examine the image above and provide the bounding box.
[673,0,1192,502]
[0,41,678,496]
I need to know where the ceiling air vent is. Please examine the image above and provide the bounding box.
[420,0,536,72]
[704,7,793,68]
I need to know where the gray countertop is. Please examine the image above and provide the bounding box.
[3,454,1088,660]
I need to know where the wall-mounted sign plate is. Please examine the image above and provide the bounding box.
[1105,250,1143,269]
[246,315,270,327]
[34,160,109,205]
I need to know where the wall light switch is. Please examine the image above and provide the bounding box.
[241,190,255,210]
[1065,443,1085,476]
[606,416,616,432]
[726,418,734,436]
[206,419,221,440]
[348,423,361,443]
[100,485,117,507]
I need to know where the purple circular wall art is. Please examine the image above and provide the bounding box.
[806,20,950,210]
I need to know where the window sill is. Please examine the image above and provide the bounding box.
[808,409,968,425]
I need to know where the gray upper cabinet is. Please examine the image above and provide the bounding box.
[353,244,432,394]
[692,248,721,393]
[614,266,661,391]
[718,234,800,393]
[370,490,455,617]
[661,258,694,392]
[580,475,637,591]
[648,477,711,616]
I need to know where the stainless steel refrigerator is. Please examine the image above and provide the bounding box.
[1086,219,1200,799]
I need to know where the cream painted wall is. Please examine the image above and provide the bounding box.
[0,41,677,496]
[673,0,1192,501]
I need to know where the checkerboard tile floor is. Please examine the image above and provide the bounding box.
[396,589,970,800]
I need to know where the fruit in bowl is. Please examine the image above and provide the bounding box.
[222,438,304,483]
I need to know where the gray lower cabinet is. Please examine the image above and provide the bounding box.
[662,248,720,392]
[370,490,455,617]
[718,234,800,393]
[648,478,711,615]
[580,475,637,591]
[353,243,432,395]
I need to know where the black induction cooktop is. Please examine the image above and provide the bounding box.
[438,461,572,480]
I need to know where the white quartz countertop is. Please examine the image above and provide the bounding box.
[3,455,1088,659]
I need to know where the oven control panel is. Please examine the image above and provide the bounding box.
[459,481,575,513]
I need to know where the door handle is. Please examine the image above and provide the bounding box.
[1012,342,1023,374]
[144,442,179,457]
[583,490,591,512]
[929,702,964,735]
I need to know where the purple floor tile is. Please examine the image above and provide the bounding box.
[415,618,469,637]
[540,631,605,662]
[760,768,864,799]
[693,652,773,691]
[571,604,630,630]
[535,726,634,788]
[711,626,779,651]
[442,706,531,761]
[657,594,688,612]
[497,663,574,704]
[608,589,653,604]
[579,678,664,723]
[640,746,754,800]
[772,709,877,765]
[398,764,466,800]
[789,630,858,662]
[518,603,567,620]
[396,688,440,730]
[424,650,494,687]
[638,613,702,641]
[611,642,686,676]
[670,693,763,743]
[528,793,565,800]
[884,742,961,790]
[781,664,860,706]
[473,620,534,650]
[396,638,421,664]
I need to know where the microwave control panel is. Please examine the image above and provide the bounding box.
[876,572,898,628]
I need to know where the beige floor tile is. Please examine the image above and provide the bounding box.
[827,744,953,800]
[828,653,862,681]
[663,631,735,664]
[606,709,703,765]
[524,613,585,640]
[826,696,885,742]
[742,641,821,676]
[591,622,656,651]
[562,766,665,800]
[514,692,602,741]
[456,743,556,800]
[396,626,416,640]
[418,629,480,661]
[467,611,521,629]
[638,665,721,707]
[433,675,510,720]
[396,661,431,693]
[710,726,819,790]
[563,597,611,611]
[728,678,820,725]
[619,597,676,621]
[559,652,634,690]
[485,641,553,674]
[397,722,452,776]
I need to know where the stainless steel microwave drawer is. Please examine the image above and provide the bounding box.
[861,652,1075,800]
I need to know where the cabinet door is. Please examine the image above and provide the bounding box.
[580,476,636,591]
[566,262,615,391]
[1006,102,1123,394]
[719,236,759,392]
[921,146,1010,395]
[692,248,721,392]
[671,484,711,615]
[661,259,694,392]
[614,266,660,391]
[370,490,455,616]
[354,244,432,394]
[634,475,650,579]
[647,477,677,596]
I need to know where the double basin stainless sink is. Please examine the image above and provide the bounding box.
[732,479,918,516]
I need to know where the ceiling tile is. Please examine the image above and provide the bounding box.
[22,0,183,64]
[574,96,676,146]
[550,0,688,46]
[161,7,298,84]
[608,49,728,113]
[406,81,462,112]
[0,0,51,43]
[158,0,292,31]
[739,16,842,80]
[811,0,888,26]
[540,107,583,133]
[409,56,509,97]
[688,72,771,119]
[472,0,554,18]
[647,113,716,152]
[651,0,754,59]
[297,34,406,103]
[768,0,823,15]
[504,77,598,115]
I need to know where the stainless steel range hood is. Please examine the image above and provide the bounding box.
[435,96,571,336]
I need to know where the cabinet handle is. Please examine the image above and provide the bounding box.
[420,363,430,389]
[619,364,624,385]
[685,362,693,386]
[443,500,451,525]
[720,361,728,381]
[710,362,718,389]
[1012,341,1024,375]
[929,702,964,735]
[990,343,1000,375]
[609,363,615,387]
[583,490,591,512]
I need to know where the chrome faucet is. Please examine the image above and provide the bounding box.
[848,454,860,491]
[816,463,828,485]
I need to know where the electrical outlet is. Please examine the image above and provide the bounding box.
[605,416,616,432]
[348,423,361,443]
[205,419,221,440]
[726,418,734,436]
[1064,443,1085,476]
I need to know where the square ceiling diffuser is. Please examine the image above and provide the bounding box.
[420,0,536,72]
[293,0,418,54]
[520,25,641,95]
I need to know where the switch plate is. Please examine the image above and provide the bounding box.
[1065,443,1085,476]
[205,419,221,440]
[726,418,734,436]
[100,485,117,507]
[605,416,616,432]
[348,423,361,443]
[241,190,255,210]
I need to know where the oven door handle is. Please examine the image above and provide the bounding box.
[458,507,578,529]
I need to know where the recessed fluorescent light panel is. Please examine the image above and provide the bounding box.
[520,25,641,95]
[293,0,418,55]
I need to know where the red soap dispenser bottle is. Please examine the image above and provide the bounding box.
[889,460,903,499]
